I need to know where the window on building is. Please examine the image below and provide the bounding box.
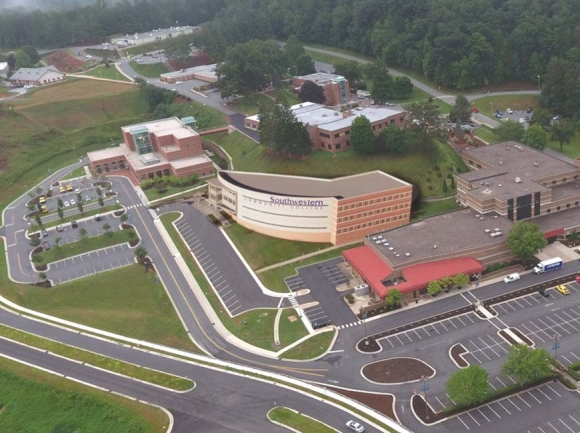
[388,207,392,211]
[566,203,571,208]
[362,223,367,228]
[557,206,561,210]
[349,227,353,231]
[387,217,391,222]
[388,196,392,200]
[363,212,367,217]
[552,180,556,184]
[574,175,579,180]
[381,219,385,223]
[336,143,341,150]
[547,209,551,213]
[357,225,361,229]
[563,178,567,182]
[334,133,340,138]
[364,201,368,206]
[576,201,579,206]
[350,215,354,220]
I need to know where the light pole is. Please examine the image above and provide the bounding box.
[537,75,541,91]
[552,334,560,363]
[362,311,369,345]
[421,375,430,420]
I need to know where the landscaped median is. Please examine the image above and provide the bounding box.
[29,204,123,233]
[0,324,194,391]
[268,407,337,432]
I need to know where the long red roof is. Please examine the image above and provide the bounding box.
[343,246,484,298]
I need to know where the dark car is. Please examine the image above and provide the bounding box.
[312,319,332,329]
[495,113,503,119]
[41,229,48,237]
[526,107,533,114]
[41,241,51,251]
[71,220,78,228]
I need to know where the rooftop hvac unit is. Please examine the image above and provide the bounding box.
[515,177,522,183]
[405,253,411,257]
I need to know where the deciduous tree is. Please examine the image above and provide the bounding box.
[453,273,469,289]
[495,121,524,142]
[405,99,445,146]
[134,246,148,264]
[259,103,312,158]
[550,119,576,152]
[506,221,547,263]
[449,94,471,123]
[294,54,316,76]
[384,289,402,308]
[427,280,442,296]
[446,365,489,406]
[523,124,547,150]
[350,115,376,153]
[334,60,362,86]
[502,344,552,384]
[381,124,409,153]
[298,81,326,104]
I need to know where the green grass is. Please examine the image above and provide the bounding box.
[83,65,131,82]
[0,324,193,391]
[278,308,309,347]
[174,99,228,130]
[129,60,169,78]
[268,88,300,105]
[258,244,361,293]
[234,93,275,115]
[33,230,135,266]
[281,330,336,360]
[472,94,540,120]
[224,223,332,270]
[411,198,460,220]
[60,166,86,180]
[436,99,453,115]
[0,357,167,433]
[143,182,203,201]
[161,212,307,351]
[208,131,466,198]
[0,85,7,93]
[474,125,499,143]
[0,244,200,353]
[546,131,580,159]
[268,407,336,433]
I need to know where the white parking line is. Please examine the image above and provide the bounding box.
[412,329,422,340]
[479,336,500,357]
[466,411,481,426]
[457,316,467,326]
[487,404,501,419]
[522,323,545,342]
[568,415,580,427]
[526,390,542,404]
[228,299,240,308]
[547,422,561,433]
[439,321,448,332]
[497,304,510,314]
[536,387,552,401]
[446,319,458,329]
[395,335,404,345]
[506,397,522,411]
[496,400,511,414]
[559,419,575,433]
[456,416,470,430]
[435,396,447,409]
[517,395,532,408]
[546,384,561,397]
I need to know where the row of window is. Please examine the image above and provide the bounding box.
[321,141,347,150]
[337,204,409,222]
[95,160,127,174]
[543,175,580,186]
[545,201,580,213]
[336,214,407,234]
[338,194,411,211]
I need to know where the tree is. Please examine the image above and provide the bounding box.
[446,365,489,407]
[442,178,448,193]
[35,214,42,227]
[384,289,402,308]
[449,94,471,123]
[79,227,88,244]
[392,76,413,99]
[259,103,312,158]
[120,214,128,224]
[382,124,409,153]
[495,121,524,142]
[20,45,40,64]
[96,187,102,196]
[529,107,552,129]
[57,207,64,221]
[523,124,547,150]
[14,49,32,68]
[57,198,63,208]
[334,60,362,86]
[350,115,376,153]
[298,81,326,104]
[406,99,445,146]
[102,223,113,239]
[134,246,148,264]
[285,35,306,66]
[427,280,442,296]
[294,54,316,76]
[98,197,104,208]
[506,221,547,263]
[502,344,552,384]
[38,272,48,283]
[127,230,136,241]
[29,237,41,247]
[550,119,576,152]
[453,273,469,289]
[77,200,84,214]
[368,61,393,102]
[35,185,43,195]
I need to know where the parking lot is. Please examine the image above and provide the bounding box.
[460,332,511,365]
[491,282,580,316]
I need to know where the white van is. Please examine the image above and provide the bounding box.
[503,273,520,283]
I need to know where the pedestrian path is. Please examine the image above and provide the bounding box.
[126,203,144,209]
[336,320,364,330]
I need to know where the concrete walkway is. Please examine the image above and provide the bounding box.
[255,239,363,274]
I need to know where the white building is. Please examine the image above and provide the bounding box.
[0,62,8,78]
[9,66,66,87]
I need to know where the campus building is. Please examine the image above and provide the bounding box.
[87,117,214,183]
[9,66,66,86]
[111,26,199,47]
[207,170,413,245]
[291,72,350,106]
[160,64,218,84]
[343,141,580,300]
[245,102,406,153]
[0,62,8,78]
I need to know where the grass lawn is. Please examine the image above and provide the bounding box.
[281,330,336,360]
[143,182,204,201]
[208,131,467,198]
[224,223,331,270]
[233,93,274,115]
[83,65,131,82]
[473,125,498,143]
[33,230,135,265]
[129,61,169,78]
[472,94,540,120]
[278,308,309,347]
[268,88,300,105]
[436,99,453,115]
[173,99,228,130]
[268,407,336,433]
[411,198,460,221]
[60,166,86,180]
[0,324,193,391]
[258,244,361,293]
[546,131,580,159]
[0,243,200,353]
[161,212,310,351]
[0,357,167,433]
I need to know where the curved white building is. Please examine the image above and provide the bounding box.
[207,170,413,245]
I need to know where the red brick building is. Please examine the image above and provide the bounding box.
[292,72,350,106]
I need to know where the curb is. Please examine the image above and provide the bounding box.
[267,406,340,432]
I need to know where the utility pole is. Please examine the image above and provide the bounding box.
[421,375,430,420]
[362,311,369,345]
[553,334,560,363]
[537,75,541,91]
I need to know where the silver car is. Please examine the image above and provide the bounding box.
[346,420,365,432]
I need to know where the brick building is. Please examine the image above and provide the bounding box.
[87,117,214,183]
[292,72,350,106]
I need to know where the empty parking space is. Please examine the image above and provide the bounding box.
[285,275,307,292]
[443,383,566,432]
[302,305,331,328]
[52,254,133,285]
[319,263,348,286]
[492,283,580,316]
[461,333,512,365]
[518,305,580,345]
[377,313,480,349]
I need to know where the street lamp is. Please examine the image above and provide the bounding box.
[552,334,560,363]
[421,375,430,420]
[537,75,541,91]
[362,311,369,345]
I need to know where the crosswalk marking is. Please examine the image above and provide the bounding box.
[337,320,364,330]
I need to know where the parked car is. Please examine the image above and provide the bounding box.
[59,185,66,193]
[471,107,479,113]
[346,420,365,432]
[63,201,70,207]
[312,319,332,329]
[75,188,80,193]
[70,199,76,206]
[503,273,520,283]
[556,284,570,295]
[41,229,48,237]
[553,115,562,121]
[506,108,513,114]
[526,107,533,113]
[94,214,102,222]
[41,241,51,251]
[576,275,580,283]
[56,225,64,232]
[495,113,503,119]
[71,220,78,228]
[175,81,183,85]
[519,118,525,124]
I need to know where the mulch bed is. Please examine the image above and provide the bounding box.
[356,304,401,320]
[31,281,52,288]
[327,386,395,420]
[412,394,443,424]
[508,328,533,346]
[498,329,518,345]
[450,344,468,367]
[114,210,125,217]
[362,358,434,384]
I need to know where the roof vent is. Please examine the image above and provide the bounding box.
[433,245,437,249]
[498,184,502,187]
[534,160,539,167]
[405,253,411,257]
[506,146,510,151]
[499,158,503,165]
[515,177,522,183]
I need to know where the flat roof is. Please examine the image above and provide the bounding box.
[531,206,580,233]
[295,72,345,83]
[319,107,405,132]
[368,208,513,268]
[122,117,199,138]
[459,142,579,200]
[87,145,126,161]
[550,182,580,201]
[210,170,410,199]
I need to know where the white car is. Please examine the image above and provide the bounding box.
[75,188,80,193]
[63,201,70,207]
[519,118,525,124]
[70,199,76,206]
[506,108,513,114]
[346,420,365,432]
[503,273,520,283]
[175,81,183,85]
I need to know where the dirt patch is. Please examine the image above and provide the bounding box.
[450,343,469,367]
[328,386,395,420]
[43,50,84,73]
[362,358,434,384]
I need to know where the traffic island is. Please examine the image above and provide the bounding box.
[362,357,435,385]
[357,336,381,353]
[449,343,469,368]
[328,386,396,420]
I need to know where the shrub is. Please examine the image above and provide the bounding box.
[345,294,355,304]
